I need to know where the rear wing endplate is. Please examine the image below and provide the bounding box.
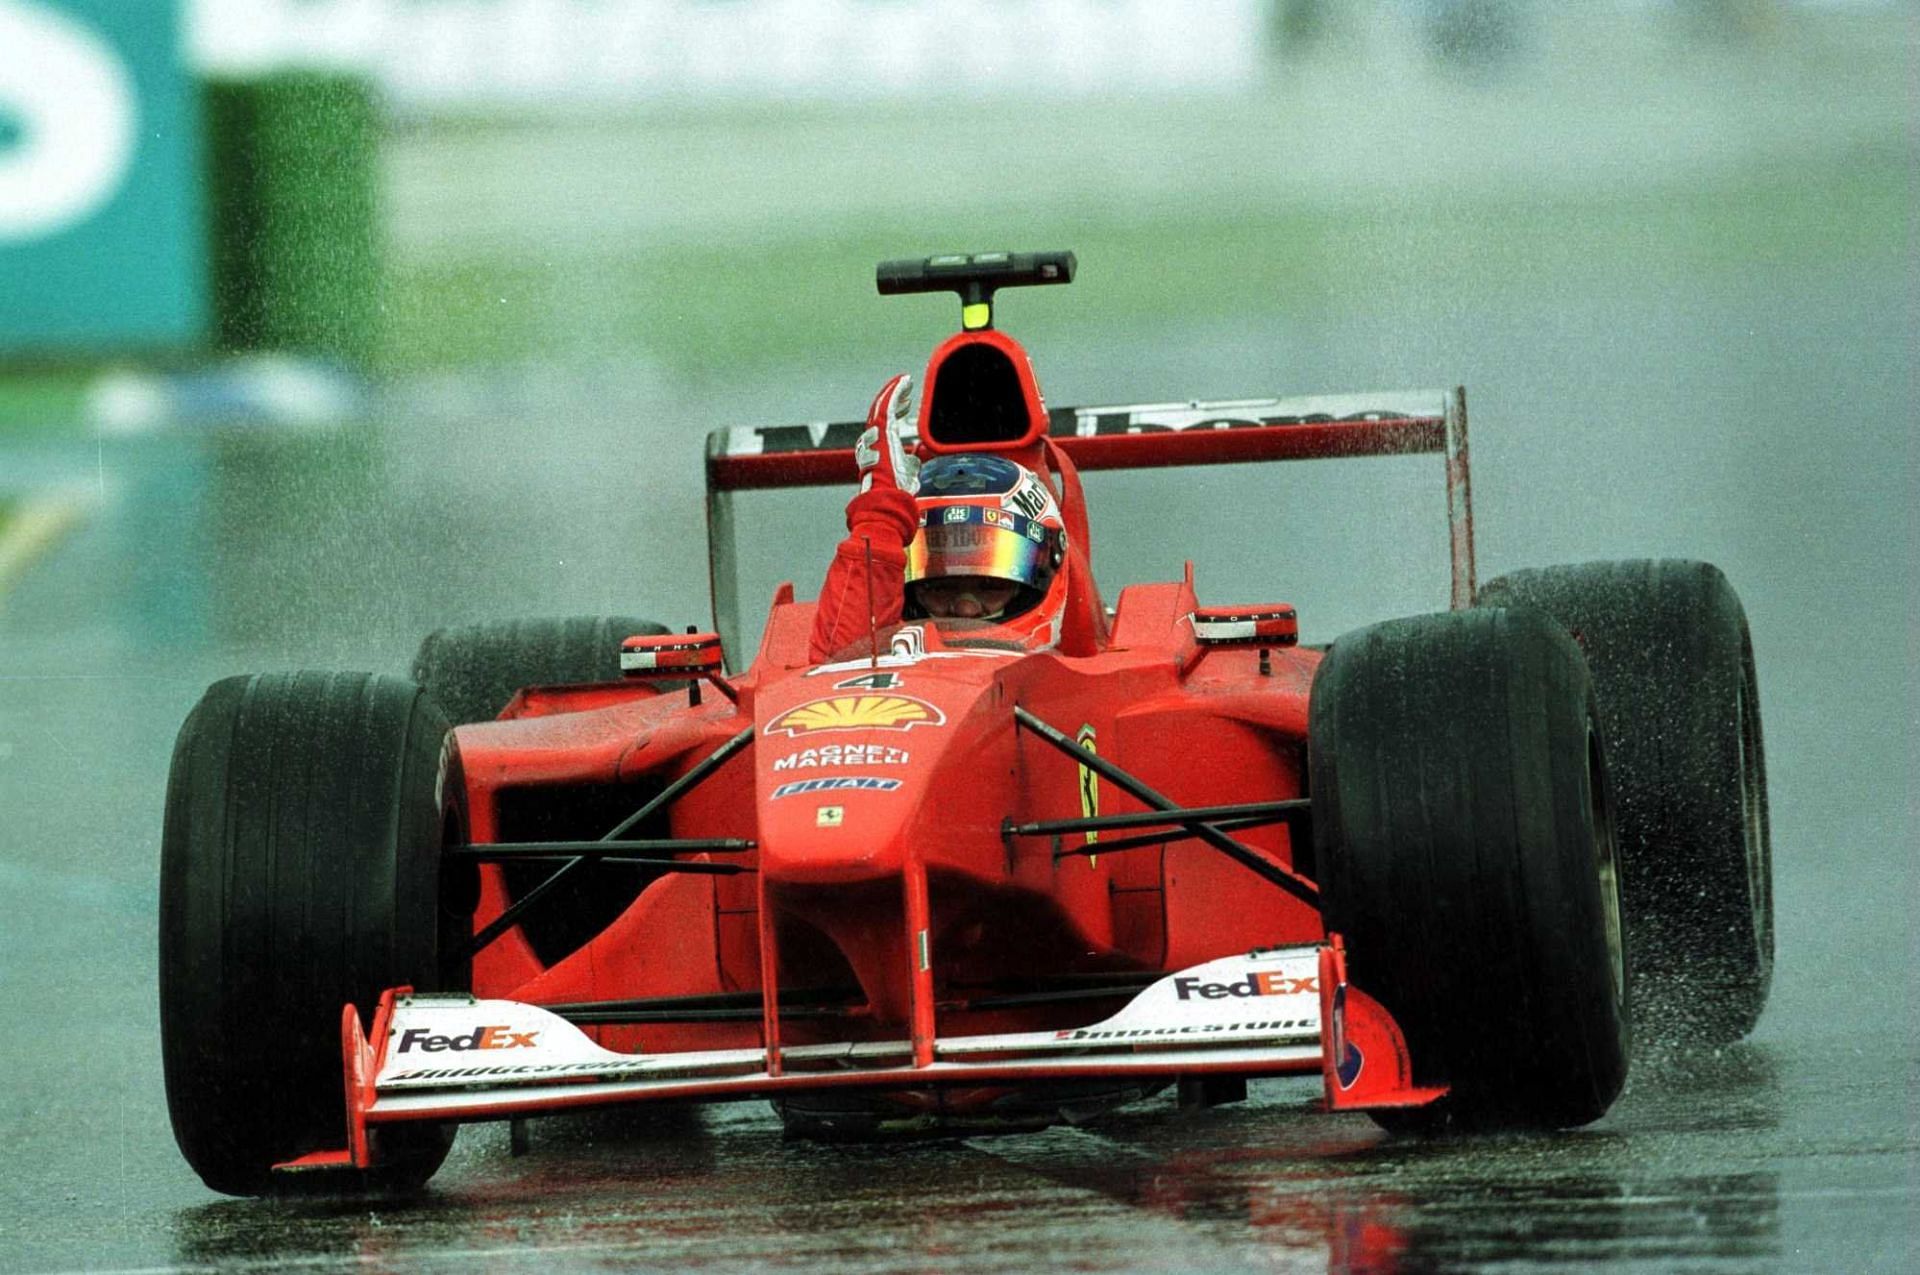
[704,387,1473,657]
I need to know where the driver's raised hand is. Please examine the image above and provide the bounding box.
[855,373,920,496]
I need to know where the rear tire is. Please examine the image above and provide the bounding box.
[1477,560,1771,1042]
[410,615,667,725]
[160,673,469,1195]
[1309,607,1628,1129]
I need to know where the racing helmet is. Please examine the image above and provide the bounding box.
[905,455,1068,643]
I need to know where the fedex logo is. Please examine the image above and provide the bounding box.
[397,1025,539,1053]
[1173,971,1317,1001]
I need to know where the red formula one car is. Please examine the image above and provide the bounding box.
[159,252,1773,1195]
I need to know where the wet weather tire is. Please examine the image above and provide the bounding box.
[410,615,667,725]
[1309,607,1629,1129]
[1476,560,1771,1043]
[160,673,468,1196]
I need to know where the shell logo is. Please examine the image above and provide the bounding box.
[764,695,947,737]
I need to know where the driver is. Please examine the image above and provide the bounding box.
[810,374,1068,663]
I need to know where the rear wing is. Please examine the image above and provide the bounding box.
[704,387,1473,658]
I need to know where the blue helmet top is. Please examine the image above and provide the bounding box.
[916,454,1026,498]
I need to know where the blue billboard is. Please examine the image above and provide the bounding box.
[0,0,207,352]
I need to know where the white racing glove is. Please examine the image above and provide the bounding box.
[855,373,921,496]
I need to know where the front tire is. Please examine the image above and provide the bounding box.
[1309,607,1628,1129]
[160,672,469,1195]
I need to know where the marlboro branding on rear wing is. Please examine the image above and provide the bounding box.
[703,388,1473,657]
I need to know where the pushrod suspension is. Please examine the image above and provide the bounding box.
[1012,706,1319,907]
[1048,815,1274,860]
[453,853,749,874]
[458,725,756,960]
[448,838,757,861]
[1008,799,1310,838]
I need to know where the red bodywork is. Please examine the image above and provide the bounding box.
[463,584,1321,1046]
[325,327,1469,1160]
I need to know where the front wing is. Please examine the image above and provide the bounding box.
[289,941,1444,1173]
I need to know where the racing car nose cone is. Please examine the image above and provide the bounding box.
[756,787,911,885]
[754,675,1005,887]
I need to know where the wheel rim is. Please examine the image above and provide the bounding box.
[1589,718,1626,1012]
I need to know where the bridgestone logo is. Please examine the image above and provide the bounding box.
[1053,1019,1312,1042]
[387,1061,641,1082]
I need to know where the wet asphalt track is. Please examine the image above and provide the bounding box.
[2,261,1916,1270]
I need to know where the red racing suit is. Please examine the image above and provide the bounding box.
[808,372,921,664]
[808,483,917,665]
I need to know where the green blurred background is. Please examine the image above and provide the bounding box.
[0,0,1910,659]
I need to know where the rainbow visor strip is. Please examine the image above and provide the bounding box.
[905,505,1062,584]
